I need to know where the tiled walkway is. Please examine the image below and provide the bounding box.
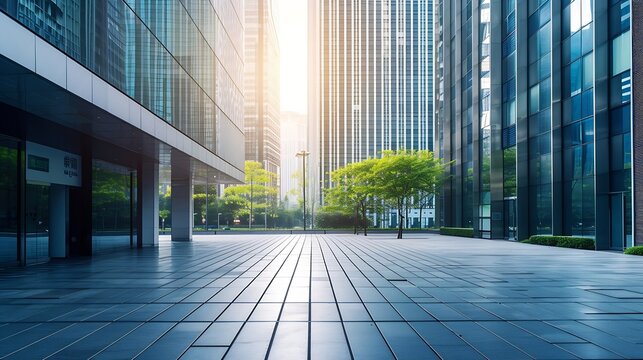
[1,234,643,359]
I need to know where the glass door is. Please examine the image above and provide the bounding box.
[92,160,137,254]
[610,193,625,250]
[26,184,50,264]
[504,198,516,240]
[0,141,18,267]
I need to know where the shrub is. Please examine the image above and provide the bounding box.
[522,236,558,246]
[521,235,595,250]
[440,227,474,237]
[315,211,360,228]
[624,246,643,255]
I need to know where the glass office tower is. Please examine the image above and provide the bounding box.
[244,0,281,180]
[311,0,434,195]
[0,1,245,266]
[435,0,637,249]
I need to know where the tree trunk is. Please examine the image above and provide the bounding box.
[398,209,404,239]
[362,204,368,236]
[397,198,404,239]
[354,207,358,235]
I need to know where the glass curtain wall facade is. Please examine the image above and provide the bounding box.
[244,0,281,179]
[0,1,245,266]
[0,0,245,156]
[435,0,635,249]
[0,140,18,267]
[314,0,434,194]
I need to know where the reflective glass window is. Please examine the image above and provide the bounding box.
[612,31,632,76]
[0,142,18,266]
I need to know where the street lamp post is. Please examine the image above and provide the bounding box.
[205,176,208,231]
[296,150,309,230]
[217,212,222,229]
[249,172,254,229]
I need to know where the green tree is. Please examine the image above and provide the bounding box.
[222,161,278,227]
[371,150,444,239]
[159,186,171,228]
[159,210,170,230]
[325,159,378,235]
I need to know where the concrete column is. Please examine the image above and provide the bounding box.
[140,160,159,247]
[171,151,193,242]
[634,0,643,246]
[49,184,68,258]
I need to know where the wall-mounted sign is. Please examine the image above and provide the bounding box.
[26,142,82,187]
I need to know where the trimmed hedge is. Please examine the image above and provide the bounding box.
[624,246,643,255]
[440,227,474,237]
[521,235,595,250]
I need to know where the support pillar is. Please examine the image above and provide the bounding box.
[140,160,159,247]
[171,151,193,242]
[632,0,643,246]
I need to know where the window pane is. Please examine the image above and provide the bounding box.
[530,84,540,114]
[583,54,593,90]
[581,0,593,26]
[570,0,581,33]
[612,31,632,75]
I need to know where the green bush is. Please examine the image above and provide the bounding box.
[315,211,360,229]
[521,235,594,250]
[440,227,474,237]
[522,236,558,246]
[624,246,643,255]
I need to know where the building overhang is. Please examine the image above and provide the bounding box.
[0,11,244,184]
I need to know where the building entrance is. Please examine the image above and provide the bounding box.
[610,193,625,250]
[504,198,516,240]
[25,183,49,264]
[25,183,70,264]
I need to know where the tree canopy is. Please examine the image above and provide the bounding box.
[321,150,445,238]
[324,158,378,235]
[222,161,278,227]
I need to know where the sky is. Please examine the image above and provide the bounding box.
[275,0,308,114]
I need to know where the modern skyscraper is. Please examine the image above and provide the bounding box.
[280,111,307,207]
[435,0,638,249]
[244,0,281,179]
[0,1,245,266]
[310,0,434,197]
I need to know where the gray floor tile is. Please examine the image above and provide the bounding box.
[136,322,209,360]
[344,322,394,360]
[1,234,643,359]
[557,343,624,359]
[267,322,308,359]
[179,347,227,360]
[376,321,439,360]
[94,322,175,359]
[310,322,351,360]
[194,322,244,346]
[224,322,276,360]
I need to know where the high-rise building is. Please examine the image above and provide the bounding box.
[310,0,434,198]
[244,0,281,179]
[280,112,307,207]
[0,1,245,266]
[435,0,639,249]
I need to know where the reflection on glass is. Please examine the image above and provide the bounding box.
[0,144,18,266]
[0,0,246,154]
[26,184,49,264]
[92,160,136,254]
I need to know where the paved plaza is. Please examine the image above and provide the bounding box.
[0,234,643,359]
